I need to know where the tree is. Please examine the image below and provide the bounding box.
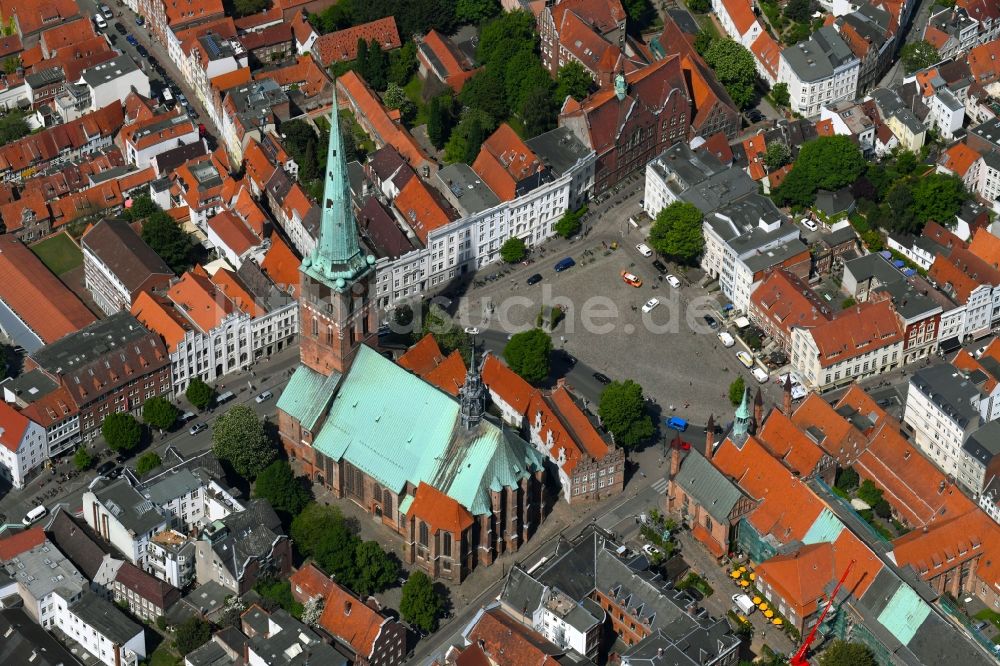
[232,0,267,17]
[174,616,211,656]
[818,640,877,666]
[771,82,790,107]
[444,108,495,164]
[555,61,594,103]
[291,503,361,582]
[647,202,704,264]
[1,56,19,74]
[388,40,419,86]
[729,376,746,407]
[418,303,471,357]
[460,68,508,118]
[835,466,859,491]
[136,452,162,476]
[704,39,757,108]
[520,84,556,138]
[356,38,369,81]
[503,329,552,384]
[124,193,161,221]
[765,142,791,170]
[212,405,276,480]
[623,0,655,30]
[477,10,535,65]
[873,498,892,519]
[456,0,500,24]
[773,136,865,207]
[353,540,399,596]
[383,83,416,123]
[73,446,93,471]
[253,460,312,516]
[858,479,883,507]
[553,208,583,238]
[141,212,192,274]
[0,110,30,145]
[687,0,710,12]
[427,94,455,149]
[694,29,715,56]
[142,396,178,431]
[599,380,655,447]
[102,413,141,453]
[185,378,215,410]
[500,237,527,263]
[783,0,811,23]
[901,41,939,74]
[400,571,445,633]
[910,173,967,227]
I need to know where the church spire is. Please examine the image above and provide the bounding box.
[459,331,486,430]
[300,83,374,292]
[732,387,752,446]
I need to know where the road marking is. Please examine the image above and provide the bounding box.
[651,477,668,493]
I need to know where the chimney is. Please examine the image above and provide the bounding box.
[782,375,792,414]
[705,414,715,460]
[670,439,682,478]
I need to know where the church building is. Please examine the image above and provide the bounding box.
[276,87,548,582]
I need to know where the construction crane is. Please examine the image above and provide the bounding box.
[790,560,855,666]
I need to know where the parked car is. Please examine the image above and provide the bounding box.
[135,15,145,25]
[665,274,681,288]
[96,461,116,477]
[642,297,660,313]
[114,22,127,35]
[136,44,148,58]
[703,315,719,330]
[621,270,642,288]
[93,13,107,30]
[177,93,189,107]
[666,416,688,431]
[557,349,576,366]
[188,422,208,436]
[651,259,667,274]
[635,243,653,257]
[553,257,575,272]
[526,273,543,285]
[179,410,196,422]
[126,34,138,46]
[737,350,754,368]
[718,331,735,347]
[752,366,769,384]
[593,372,612,385]
[801,218,818,232]
[642,544,661,558]
[100,4,113,18]
[255,390,273,403]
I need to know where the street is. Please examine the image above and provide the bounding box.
[0,345,300,529]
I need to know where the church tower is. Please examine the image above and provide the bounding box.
[731,387,752,448]
[298,84,378,377]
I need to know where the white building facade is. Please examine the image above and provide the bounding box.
[0,403,47,489]
[778,27,860,117]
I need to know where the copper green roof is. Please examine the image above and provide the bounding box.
[877,582,930,646]
[276,365,341,432]
[312,346,544,516]
[300,83,375,292]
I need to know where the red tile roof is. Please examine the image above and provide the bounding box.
[482,353,535,417]
[0,400,30,453]
[418,29,479,92]
[397,334,468,395]
[472,123,543,202]
[131,290,195,353]
[550,0,626,34]
[164,0,225,29]
[167,267,240,333]
[720,0,758,35]
[0,190,50,232]
[465,608,562,666]
[968,227,1000,269]
[312,17,400,66]
[929,247,1000,303]
[807,300,903,368]
[0,0,80,37]
[939,142,981,177]
[255,54,331,99]
[755,409,826,477]
[207,209,261,259]
[0,235,96,344]
[408,481,475,533]
[288,562,330,603]
[393,176,455,244]
[969,39,1000,87]
[0,527,46,561]
[750,30,780,80]
[697,132,734,164]
[743,133,767,180]
[892,510,997,580]
[238,22,292,52]
[39,17,95,56]
[750,269,834,339]
[260,233,299,292]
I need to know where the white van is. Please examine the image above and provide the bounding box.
[215,390,236,405]
[22,505,47,526]
[732,593,756,615]
[161,87,174,106]
[93,13,108,30]
[718,331,735,347]
[752,366,769,384]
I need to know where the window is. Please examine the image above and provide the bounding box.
[419,522,429,548]
[442,534,452,557]
[382,489,393,521]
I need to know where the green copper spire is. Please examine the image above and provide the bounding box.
[300,83,374,292]
[732,387,752,445]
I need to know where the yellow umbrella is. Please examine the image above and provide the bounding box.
[773,618,783,626]
[739,580,750,587]
[759,602,769,611]
[749,572,757,580]
[752,596,762,605]
[764,610,774,618]
[739,566,747,573]
[731,570,742,579]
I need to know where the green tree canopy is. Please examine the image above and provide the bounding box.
[555,61,594,103]
[553,208,584,238]
[142,396,178,431]
[622,0,656,30]
[400,571,445,632]
[477,10,535,65]
[253,460,312,517]
[694,29,715,55]
[174,616,212,656]
[687,0,710,12]
[456,0,500,24]
[835,466,859,491]
[520,84,556,137]
[212,405,276,480]
[765,142,791,171]
[773,136,865,207]
[353,540,400,596]
[783,0,811,23]
[704,39,757,108]
[598,380,655,447]
[729,376,746,407]
[102,413,142,453]
[648,202,705,264]
[771,82,790,107]
[136,451,162,476]
[291,503,363,583]
[185,378,215,410]
[231,0,268,17]
[0,110,30,145]
[444,107,495,164]
[74,446,93,471]
[418,303,471,358]
[910,173,967,227]
[427,94,456,149]
[901,41,939,74]
[818,640,877,666]
[500,237,527,263]
[388,41,419,86]
[124,193,161,221]
[141,212,192,274]
[503,329,552,384]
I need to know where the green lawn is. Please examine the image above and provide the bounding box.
[31,232,82,276]
[403,75,429,127]
[148,645,181,666]
[974,609,1000,628]
[698,15,721,39]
